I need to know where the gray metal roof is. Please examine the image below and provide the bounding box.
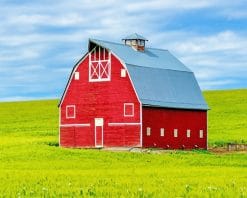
[88,38,208,110]
[127,64,208,110]
[122,33,148,41]
[89,39,191,72]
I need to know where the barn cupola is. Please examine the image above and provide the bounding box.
[122,33,148,52]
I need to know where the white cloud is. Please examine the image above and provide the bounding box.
[7,13,86,27]
[0,0,246,100]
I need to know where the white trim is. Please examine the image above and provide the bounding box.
[108,122,141,126]
[60,123,91,127]
[95,118,103,147]
[74,72,80,80]
[140,102,142,147]
[112,52,141,105]
[124,103,134,117]
[89,46,111,82]
[66,105,76,119]
[112,52,143,147]
[206,111,208,150]
[59,106,61,146]
[95,118,104,126]
[59,53,89,107]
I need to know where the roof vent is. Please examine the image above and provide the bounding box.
[122,33,148,52]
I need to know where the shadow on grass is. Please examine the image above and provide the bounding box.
[44,141,59,147]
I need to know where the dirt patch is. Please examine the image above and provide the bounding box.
[208,147,247,154]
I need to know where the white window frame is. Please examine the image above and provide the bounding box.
[121,69,126,77]
[160,128,164,137]
[146,127,151,136]
[174,129,178,138]
[199,130,204,138]
[89,46,111,82]
[124,103,134,117]
[74,72,79,80]
[187,129,191,138]
[66,105,75,119]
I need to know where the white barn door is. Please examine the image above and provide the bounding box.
[95,118,103,148]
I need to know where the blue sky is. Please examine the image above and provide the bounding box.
[0,0,246,101]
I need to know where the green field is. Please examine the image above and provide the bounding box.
[0,89,246,197]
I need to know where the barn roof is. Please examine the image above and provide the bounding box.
[88,39,208,110]
[89,39,191,72]
[122,33,148,41]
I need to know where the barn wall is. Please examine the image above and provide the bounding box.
[60,52,141,148]
[142,107,207,149]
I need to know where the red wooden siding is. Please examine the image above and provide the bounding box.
[60,50,141,148]
[142,107,207,149]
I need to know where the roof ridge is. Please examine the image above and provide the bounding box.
[126,63,192,73]
[146,47,168,51]
[89,38,124,46]
[90,38,168,51]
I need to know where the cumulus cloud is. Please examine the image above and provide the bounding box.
[0,0,246,101]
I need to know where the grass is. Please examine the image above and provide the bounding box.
[0,89,246,197]
[204,89,247,146]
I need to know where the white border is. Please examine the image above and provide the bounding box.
[60,123,91,127]
[59,106,61,146]
[66,105,76,119]
[59,48,143,147]
[95,118,103,147]
[140,102,142,147]
[108,122,141,126]
[206,111,208,150]
[124,103,134,117]
[89,46,111,82]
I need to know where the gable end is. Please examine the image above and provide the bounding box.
[58,53,89,107]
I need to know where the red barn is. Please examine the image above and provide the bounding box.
[58,33,209,149]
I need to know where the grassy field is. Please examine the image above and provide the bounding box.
[204,89,247,146]
[0,89,246,197]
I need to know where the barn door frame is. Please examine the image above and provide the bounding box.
[95,118,104,148]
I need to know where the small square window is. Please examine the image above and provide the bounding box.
[187,129,191,138]
[199,130,203,138]
[124,103,134,117]
[75,72,79,80]
[174,129,178,138]
[160,128,164,136]
[66,105,75,119]
[147,127,151,136]
[121,69,126,77]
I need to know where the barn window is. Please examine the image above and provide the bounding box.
[121,69,126,77]
[174,129,178,137]
[124,103,134,117]
[199,130,204,138]
[89,46,111,82]
[187,129,191,138]
[74,72,79,80]
[146,127,151,136]
[160,128,164,136]
[66,105,75,119]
